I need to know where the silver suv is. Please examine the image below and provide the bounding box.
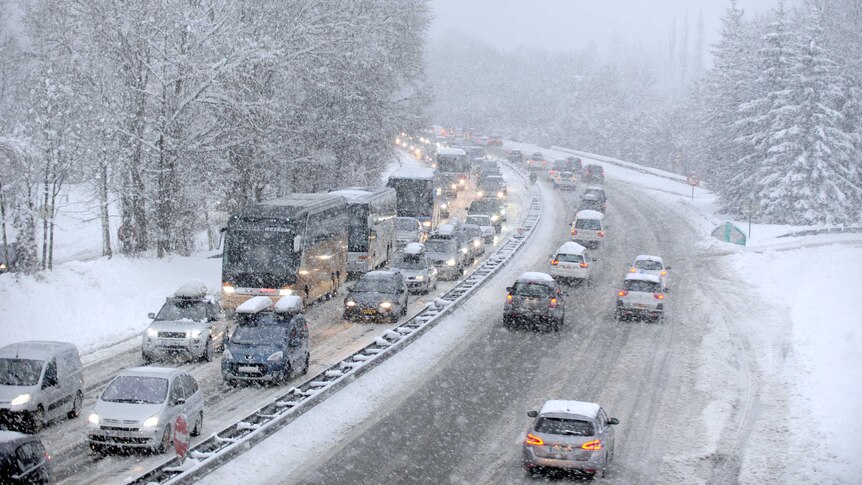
[503,272,566,332]
[615,273,668,322]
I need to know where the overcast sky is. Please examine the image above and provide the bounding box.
[430,0,795,57]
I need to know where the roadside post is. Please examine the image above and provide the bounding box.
[174,414,189,464]
[686,172,701,200]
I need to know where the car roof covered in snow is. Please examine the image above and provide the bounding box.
[173,280,208,299]
[437,147,466,156]
[327,189,372,200]
[436,224,456,236]
[403,243,425,255]
[539,400,600,419]
[575,210,604,220]
[235,296,274,314]
[274,296,303,314]
[517,272,555,283]
[634,254,664,264]
[585,185,604,192]
[0,341,77,360]
[117,366,184,379]
[624,272,662,283]
[556,241,586,255]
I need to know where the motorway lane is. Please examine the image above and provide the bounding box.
[298,175,750,484]
[45,160,529,484]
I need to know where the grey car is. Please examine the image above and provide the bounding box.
[391,245,438,294]
[343,271,409,322]
[522,400,619,479]
[423,238,464,280]
[503,272,566,332]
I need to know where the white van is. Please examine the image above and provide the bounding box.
[570,210,605,248]
[548,241,594,285]
[0,341,84,432]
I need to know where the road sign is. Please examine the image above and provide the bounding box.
[686,172,701,186]
[174,414,189,463]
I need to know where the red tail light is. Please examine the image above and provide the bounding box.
[597,231,605,238]
[506,294,513,304]
[654,293,665,300]
[549,298,559,308]
[570,229,578,236]
[579,262,589,268]
[550,259,559,266]
[617,290,628,297]
[582,440,603,451]
[525,433,544,446]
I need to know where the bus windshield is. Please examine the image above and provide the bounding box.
[224,229,299,275]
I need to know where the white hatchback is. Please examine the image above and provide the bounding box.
[570,210,605,248]
[629,255,670,287]
[615,273,667,322]
[548,242,593,285]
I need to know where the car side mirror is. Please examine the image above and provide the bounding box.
[506,286,513,292]
[527,410,538,418]
[608,417,619,425]
[664,287,671,293]
[148,313,156,320]
[665,266,671,270]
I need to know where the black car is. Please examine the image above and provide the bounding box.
[0,431,50,484]
[508,150,524,164]
[583,164,605,184]
[565,156,584,174]
[503,272,566,332]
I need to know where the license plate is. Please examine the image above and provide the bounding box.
[237,366,258,373]
[634,303,648,308]
[361,309,376,315]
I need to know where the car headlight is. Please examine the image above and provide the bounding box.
[497,192,504,198]
[473,240,481,248]
[380,301,393,309]
[267,351,283,361]
[446,259,456,266]
[142,415,159,428]
[279,288,293,296]
[476,191,484,198]
[450,184,457,190]
[490,215,499,222]
[500,208,506,215]
[440,203,448,210]
[10,394,30,406]
[459,179,466,186]
[146,327,158,338]
[346,300,356,307]
[0,263,6,270]
[461,247,468,254]
[223,348,233,360]
[222,285,235,294]
[189,329,202,339]
[88,413,100,425]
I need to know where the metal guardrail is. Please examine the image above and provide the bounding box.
[128,160,543,484]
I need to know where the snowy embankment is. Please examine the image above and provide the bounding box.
[508,141,862,482]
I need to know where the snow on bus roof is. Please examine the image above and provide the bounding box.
[539,400,600,419]
[236,296,273,314]
[556,241,586,255]
[575,210,604,220]
[328,189,372,200]
[274,296,303,313]
[517,271,555,283]
[635,254,664,263]
[390,166,436,180]
[437,147,466,156]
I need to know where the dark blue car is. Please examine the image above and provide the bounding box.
[222,296,310,385]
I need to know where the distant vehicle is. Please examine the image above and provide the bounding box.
[547,159,567,181]
[522,400,619,479]
[527,152,547,171]
[477,175,507,201]
[142,281,228,363]
[423,237,465,280]
[571,210,605,248]
[553,171,577,191]
[487,134,503,146]
[344,271,409,323]
[222,296,309,385]
[477,158,501,176]
[565,156,584,174]
[581,186,607,212]
[432,224,473,266]
[503,272,566,332]
[0,243,17,274]
[549,242,594,285]
[221,193,349,311]
[388,168,439,231]
[455,223,486,258]
[508,150,524,164]
[329,188,397,276]
[629,255,670,288]
[88,367,204,454]
[0,431,50,484]
[438,195,451,219]
[392,243,438,294]
[582,164,605,184]
[465,146,486,164]
[395,217,424,249]
[578,193,604,213]
[465,215,496,243]
[468,199,505,231]
[436,147,469,193]
[0,341,84,433]
[615,273,667,322]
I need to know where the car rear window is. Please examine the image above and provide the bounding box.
[575,219,602,230]
[624,280,661,293]
[635,260,663,271]
[535,417,594,436]
[556,253,584,263]
[512,282,552,297]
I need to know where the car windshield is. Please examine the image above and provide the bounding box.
[635,260,663,271]
[511,282,552,297]
[624,280,661,293]
[224,228,299,274]
[0,358,43,386]
[460,226,482,238]
[466,216,490,226]
[396,218,417,231]
[101,376,168,404]
[393,254,427,270]
[575,219,602,230]
[553,161,567,170]
[353,277,400,293]
[231,324,286,345]
[535,417,595,436]
[155,299,208,321]
[556,253,584,263]
[424,239,455,253]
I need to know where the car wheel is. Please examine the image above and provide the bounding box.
[226,378,238,387]
[191,411,203,437]
[301,352,310,375]
[29,406,44,433]
[156,424,172,454]
[90,443,106,455]
[67,390,83,419]
[201,338,214,362]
